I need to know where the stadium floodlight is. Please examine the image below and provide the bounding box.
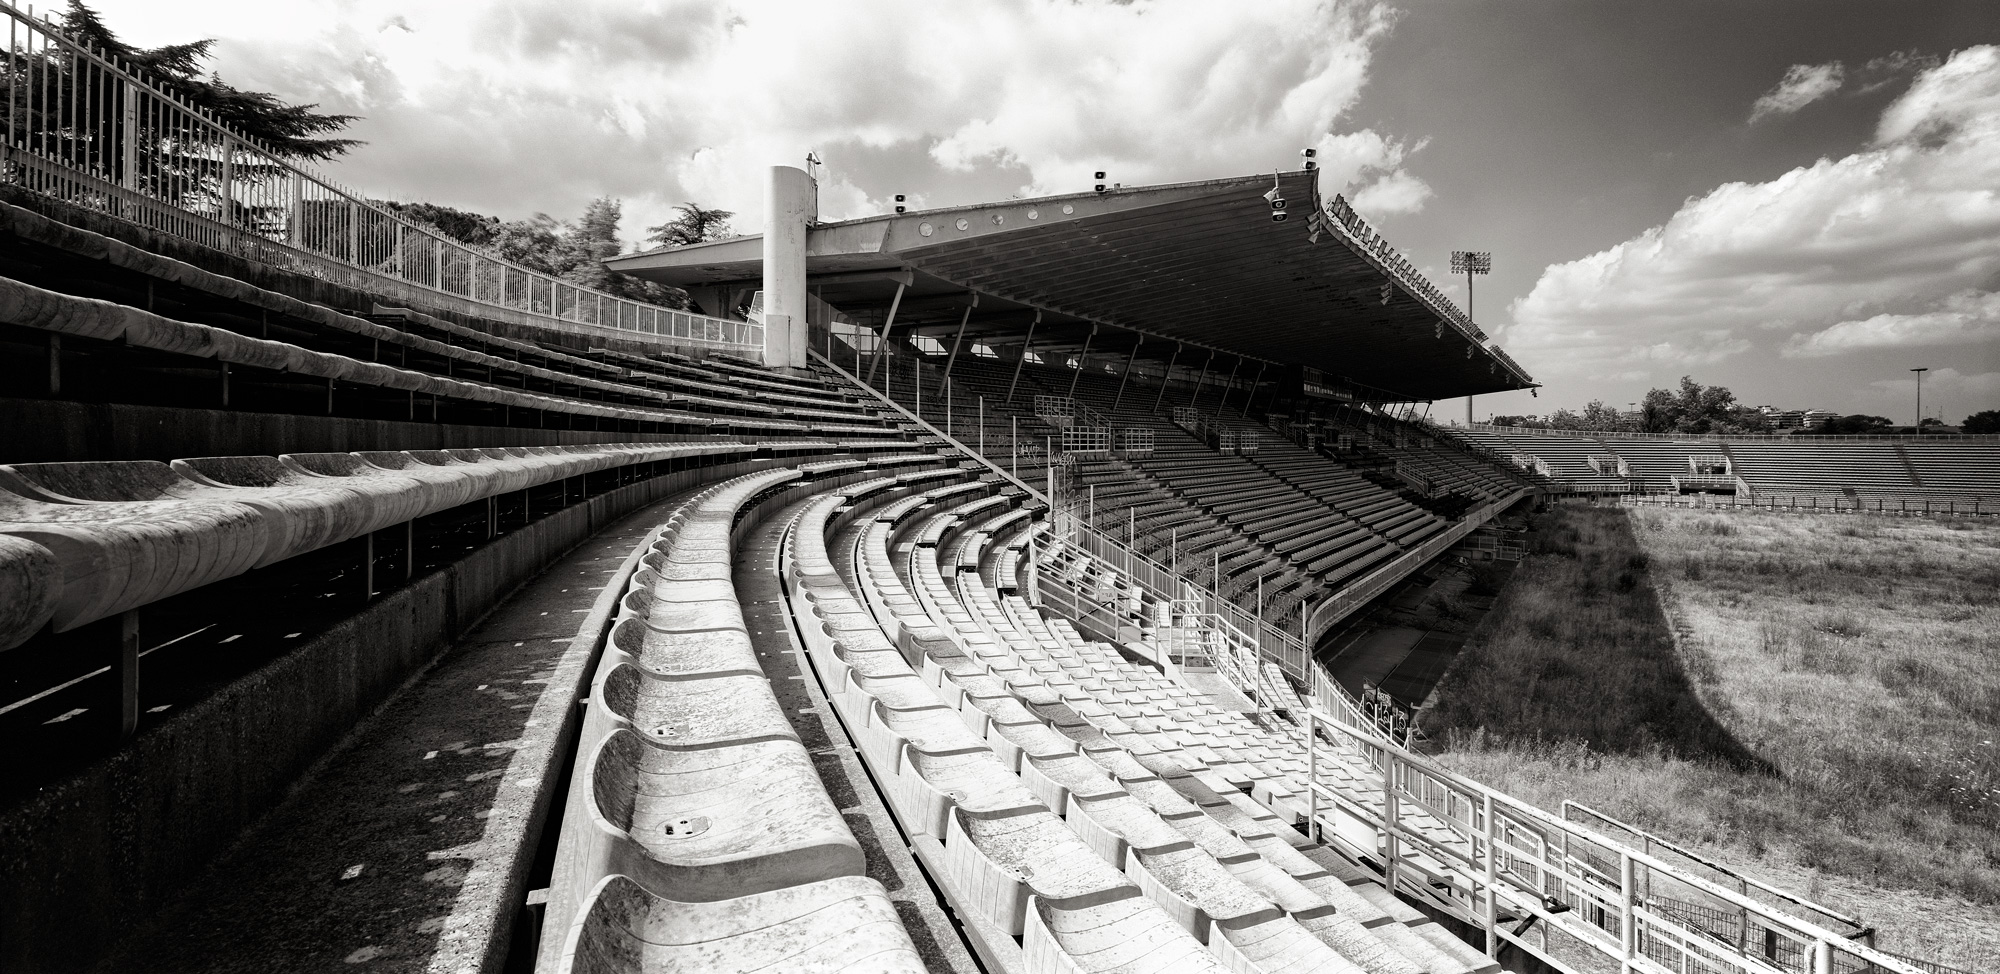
[1451,250,1491,322]
[894,194,906,214]
[1301,147,1317,171]
[1911,367,1929,434]
[1095,171,1107,193]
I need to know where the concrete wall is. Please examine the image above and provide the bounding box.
[0,458,769,974]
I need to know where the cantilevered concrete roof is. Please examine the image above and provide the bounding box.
[608,170,1534,401]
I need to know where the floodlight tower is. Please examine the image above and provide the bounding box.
[1911,367,1929,434]
[1451,250,1491,424]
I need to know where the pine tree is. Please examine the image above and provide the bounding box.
[646,203,735,249]
[60,0,360,160]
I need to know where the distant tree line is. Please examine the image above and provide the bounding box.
[1493,377,1999,435]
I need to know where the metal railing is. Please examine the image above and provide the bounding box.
[0,2,760,354]
[1468,423,2000,444]
[1624,492,1994,516]
[1305,487,1528,646]
[1113,427,1154,457]
[1300,705,1932,974]
[1032,394,1076,427]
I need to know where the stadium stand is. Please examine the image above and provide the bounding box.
[0,23,1961,970]
[1442,424,2000,506]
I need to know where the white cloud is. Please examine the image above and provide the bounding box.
[1506,45,2000,380]
[88,0,1414,248]
[1783,290,2000,357]
[1749,62,1845,123]
[1861,367,2000,424]
[1866,367,2000,399]
[1312,130,1433,216]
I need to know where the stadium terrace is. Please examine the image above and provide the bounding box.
[0,10,1992,974]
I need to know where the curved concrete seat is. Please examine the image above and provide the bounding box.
[0,464,268,633]
[172,456,395,562]
[582,728,864,902]
[281,453,452,526]
[3,459,329,572]
[558,874,923,974]
[1027,889,1231,973]
[352,451,492,512]
[926,508,1486,974]
[0,534,62,650]
[604,617,761,679]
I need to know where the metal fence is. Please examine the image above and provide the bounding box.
[1624,492,1995,517]
[0,1,760,355]
[1467,423,2000,445]
[1301,710,1934,974]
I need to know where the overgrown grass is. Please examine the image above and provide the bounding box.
[1426,505,1765,767]
[1427,503,2000,967]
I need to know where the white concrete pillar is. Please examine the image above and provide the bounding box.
[762,165,814,368]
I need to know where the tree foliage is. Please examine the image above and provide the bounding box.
[1963,410,2000,435]
[382,197,692,307]
[646,203,735,248]
[1493,377,1774,434]
[61,1,361,160]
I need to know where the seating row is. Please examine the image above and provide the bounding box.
[540,462,943,973]
[2,200,900,438]
[782,465,1502,972]
[0,441,894,650]
[910,501,1496,973]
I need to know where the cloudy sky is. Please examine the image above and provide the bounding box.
[87,0,2000,423]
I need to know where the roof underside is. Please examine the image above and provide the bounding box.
[608,170,1534,401]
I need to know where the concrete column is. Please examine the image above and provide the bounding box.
[762,165,815,369]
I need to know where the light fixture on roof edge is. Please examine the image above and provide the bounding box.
[894,194,906,214]
[1301,146,1317,171]
[1265,177,1287,223]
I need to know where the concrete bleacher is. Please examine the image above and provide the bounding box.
[1440,424,2000,504]
[537,464,939,974]
[0,186,934,974]
[739,458,1506,973]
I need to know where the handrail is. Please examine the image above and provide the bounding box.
[1305,486,1527,646]
[1560,800,1866,932]
[809,346,1047,505]
[1301,708,1932,974]
[0,1,758,354]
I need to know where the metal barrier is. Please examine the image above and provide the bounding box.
[1033,394,1077,427]
[0,2,760,355]
[1300,704,1932,974]
[1305,487,1527,647]
[1060,426,1111,457]
[1623,492,1994,516]
[1113,427,1154,458]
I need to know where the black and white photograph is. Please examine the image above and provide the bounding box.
[0,1,1995,971]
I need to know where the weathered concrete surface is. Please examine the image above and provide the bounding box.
[734,504,980,973]
[0,397,690,464]
[75,489,697,974]
[0,461,768,974]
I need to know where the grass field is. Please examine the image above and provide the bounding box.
[1424,503,2000,969]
